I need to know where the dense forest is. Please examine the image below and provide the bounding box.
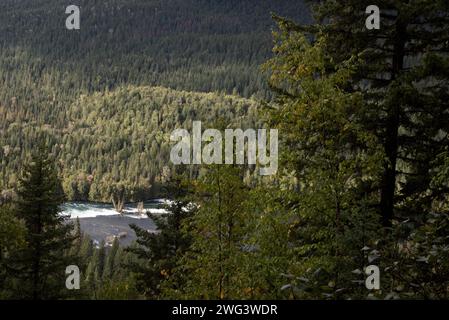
[1,85,260,202]
[1,0,449,301]
[0,0,310,98]
[0,0,310,202]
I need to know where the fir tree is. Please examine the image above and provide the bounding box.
[264,25,384,298]
[294,0,449,226]
[165,166,253,299]
[8,146,76,300]
[126,175,196,298]
[103,238,119,280]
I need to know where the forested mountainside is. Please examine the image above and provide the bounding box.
[1,0,449,302]
[0,0,310,100]
[0,0,310,201]
[1,86,260,201]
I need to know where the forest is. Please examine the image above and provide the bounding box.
[0,0,309,202]
[1,0,449,301]
[1,85,261,202]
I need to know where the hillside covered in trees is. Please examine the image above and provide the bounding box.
[1,0,449,302]
[0,0,310,99]
[0,0,310,202]
[1,85,260,202]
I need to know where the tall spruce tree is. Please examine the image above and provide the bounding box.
[9,146,76,299]
[274,0,449,226]
[263,1,449,298]
[264,26,385,298]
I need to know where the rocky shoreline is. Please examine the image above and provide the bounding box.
[62,200,167,246]
[76,215,157,247]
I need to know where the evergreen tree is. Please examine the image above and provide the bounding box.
[292,0,449,226]
[103,238,120,280]
[127,176,196,298]
[0,204,26,298]
[263,1,449,298]
[165,166,253,299]
[84,240,107,299]
[8,146,76,299]
[264,26,384,298]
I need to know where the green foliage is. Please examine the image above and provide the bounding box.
[0,0,309,101]
[305,0,449,225]
[0,205,26,298]
[77,235,140,300]
[0,0,310,202]
[0,0,310,201]
[164,166,256,299]
[257,1,449,299]
[4,147,77,299]
[263,25,385,299]
[126,177,197,298]
[1,0,448,301]
[1,86,260,203]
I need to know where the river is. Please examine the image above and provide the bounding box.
[61,200,168,246]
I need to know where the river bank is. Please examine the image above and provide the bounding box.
[61,200,168,246]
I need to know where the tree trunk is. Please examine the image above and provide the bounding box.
[380,18,406,227]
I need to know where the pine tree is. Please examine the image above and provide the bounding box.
[103,238,119,280]
[264,1,449,298]
[292,0,449,226]
[165,166,253,299]
[126,175,196,298]
[264,26,384,298]
[8,146,76,299]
